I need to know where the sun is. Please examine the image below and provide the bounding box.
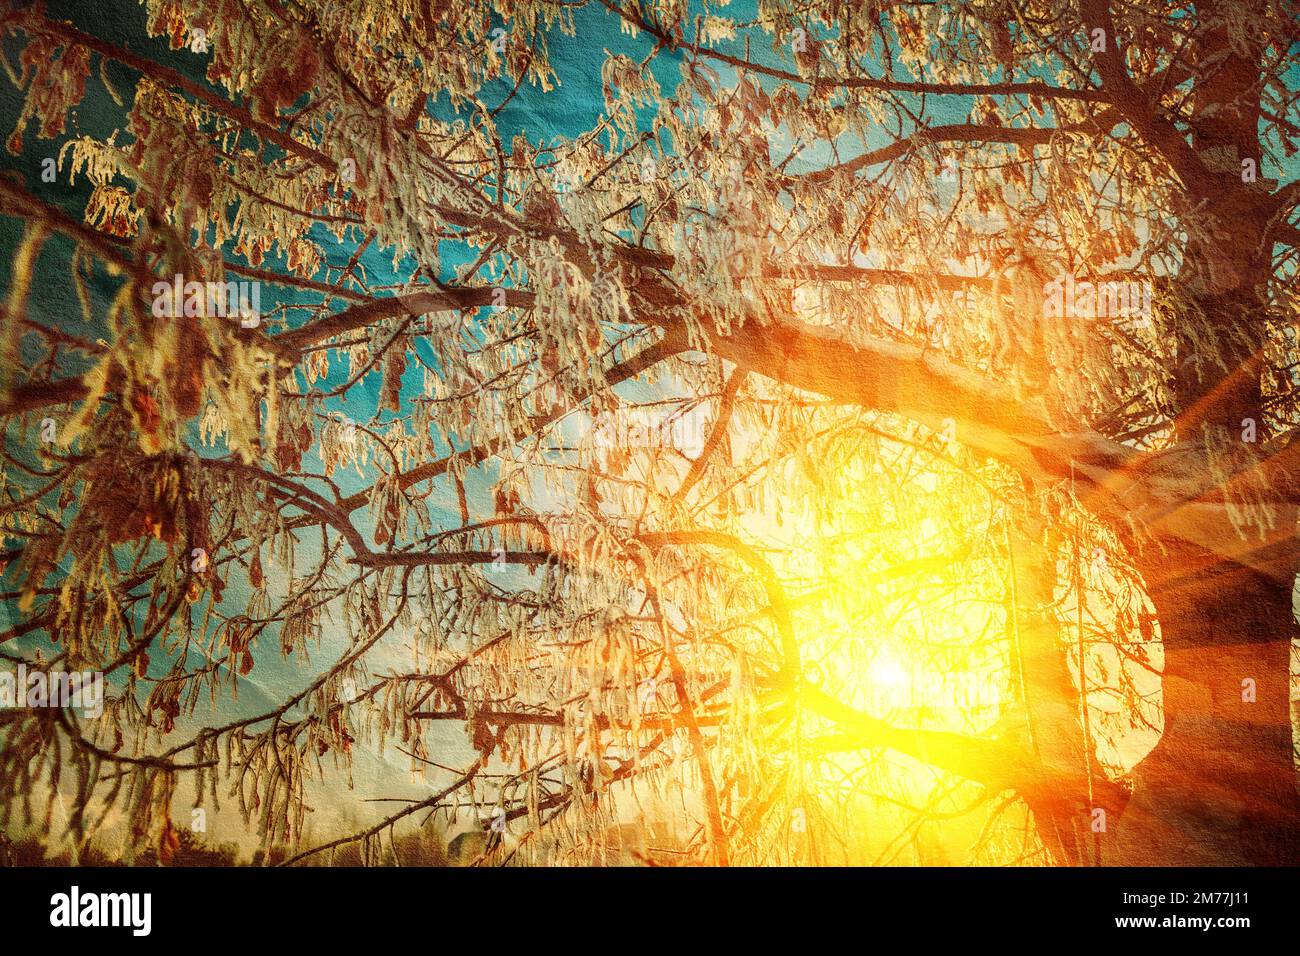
[712,407,1027,862]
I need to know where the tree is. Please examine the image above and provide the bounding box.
[1,0,1298,866]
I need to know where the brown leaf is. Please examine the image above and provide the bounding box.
[249,547,264,589]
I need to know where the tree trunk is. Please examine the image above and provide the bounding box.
[1105,542,1300,864]
[1123,31,1300,859]
[1010,524,1127,866]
